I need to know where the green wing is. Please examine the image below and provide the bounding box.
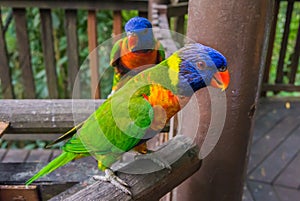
[76,94,153,155]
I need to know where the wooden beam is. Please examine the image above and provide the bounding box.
[275,1,294,84]
[167,2,188,17]
[0,99,104,134]
[176,0,275,201]
[262,0,280,94]
[13,8,36,98]
[88,10,100,99]
[49,135,201,201]
[113,10,122,42]
[40,9,59,99]
[0,122,9,138]
[288,19,300,84]
[0,0,149,11]
[262,84,300,92]
[65,10,80,97]
[0,9,14,99]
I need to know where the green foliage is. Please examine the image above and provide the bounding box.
[268,2,300,97]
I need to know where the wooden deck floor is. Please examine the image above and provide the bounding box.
[1,98,300,200]
[243,98,300,201]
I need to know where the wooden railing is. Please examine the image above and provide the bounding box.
[262,0,300,95]
[0,0,188,100]
[0,0,150,99]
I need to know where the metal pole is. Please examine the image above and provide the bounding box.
[176,0,275,200]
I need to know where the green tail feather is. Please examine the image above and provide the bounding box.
[25,151,77,185]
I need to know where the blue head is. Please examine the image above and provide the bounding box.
[125,17,155,52]
[177,43,230,96]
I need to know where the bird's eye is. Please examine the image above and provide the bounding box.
[219,66,227,72]
[197,61,206,70]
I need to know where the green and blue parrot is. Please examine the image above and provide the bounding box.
[110,16,165,95]
[25,43,230,195]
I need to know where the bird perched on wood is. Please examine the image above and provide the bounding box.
[109,16,165,95]
[25,43,230,195]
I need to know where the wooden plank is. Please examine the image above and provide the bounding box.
[261,0,280,96]
[2,149,29,163]
[13,8,36,98]
[0,149,7,162]
[275,1,294,85]
[288,20,300,84]
[0,162,99,184]
[249,125,300,183]
[275,151,300,188]
[65,9,79,97]
[262,84,300,92]
[26,149,52,163]
[50,150,62,161]
[2,134,61,141]
[0,0,149,11]
[242,184,254,201]
[88,10,100,99]
[40,9,59,99]
[113,10,122,42]
[166,2,188,17]
[274,186,300,201]
[247,116,300,173]
[0,9,14,99]
[0,99,104,134]
[0,122,9,137]
[252,107,287,143]
[247,181,280,201]
[50,135,201,201]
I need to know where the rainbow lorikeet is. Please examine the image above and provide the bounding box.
[110,16,165,95]
[25,43,230,195]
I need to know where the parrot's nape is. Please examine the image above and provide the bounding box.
[25,43,230,196]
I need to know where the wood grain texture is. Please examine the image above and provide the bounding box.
[0,99,104,134]
[13,8,36,98]
[0,0,149,11]
[40,9,59,99]
[50,135,201,201]
[65,9,79,97]
[88,10,100,99]
[0,9,14,99]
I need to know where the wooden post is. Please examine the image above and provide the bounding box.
[176,0,275,201]
[88,10,100,99]
[113,10,122,42]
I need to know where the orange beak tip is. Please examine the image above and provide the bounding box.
[211,69,230,91]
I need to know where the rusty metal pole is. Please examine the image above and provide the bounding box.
[176,0,275,201]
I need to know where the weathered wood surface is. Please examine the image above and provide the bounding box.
[0,0,149,11]
[88,10,100,99]
[246,98,300,201]
[0,9,14,99]
[13,8,36,99]
[65,9,80,97]
[50,135,201,201]
[0,99,105,134]
[40,9,59,99]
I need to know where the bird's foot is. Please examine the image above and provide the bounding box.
[93,169,131,195]
[134,152,171,170]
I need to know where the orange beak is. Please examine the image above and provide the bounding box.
[210,69,230,91]
[128,33,138,51]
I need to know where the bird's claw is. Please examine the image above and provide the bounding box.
[93,169,132,195]
[134,152,171,170]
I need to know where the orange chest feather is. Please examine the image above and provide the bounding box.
[120,50,158,69]
[145,85,181,120]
